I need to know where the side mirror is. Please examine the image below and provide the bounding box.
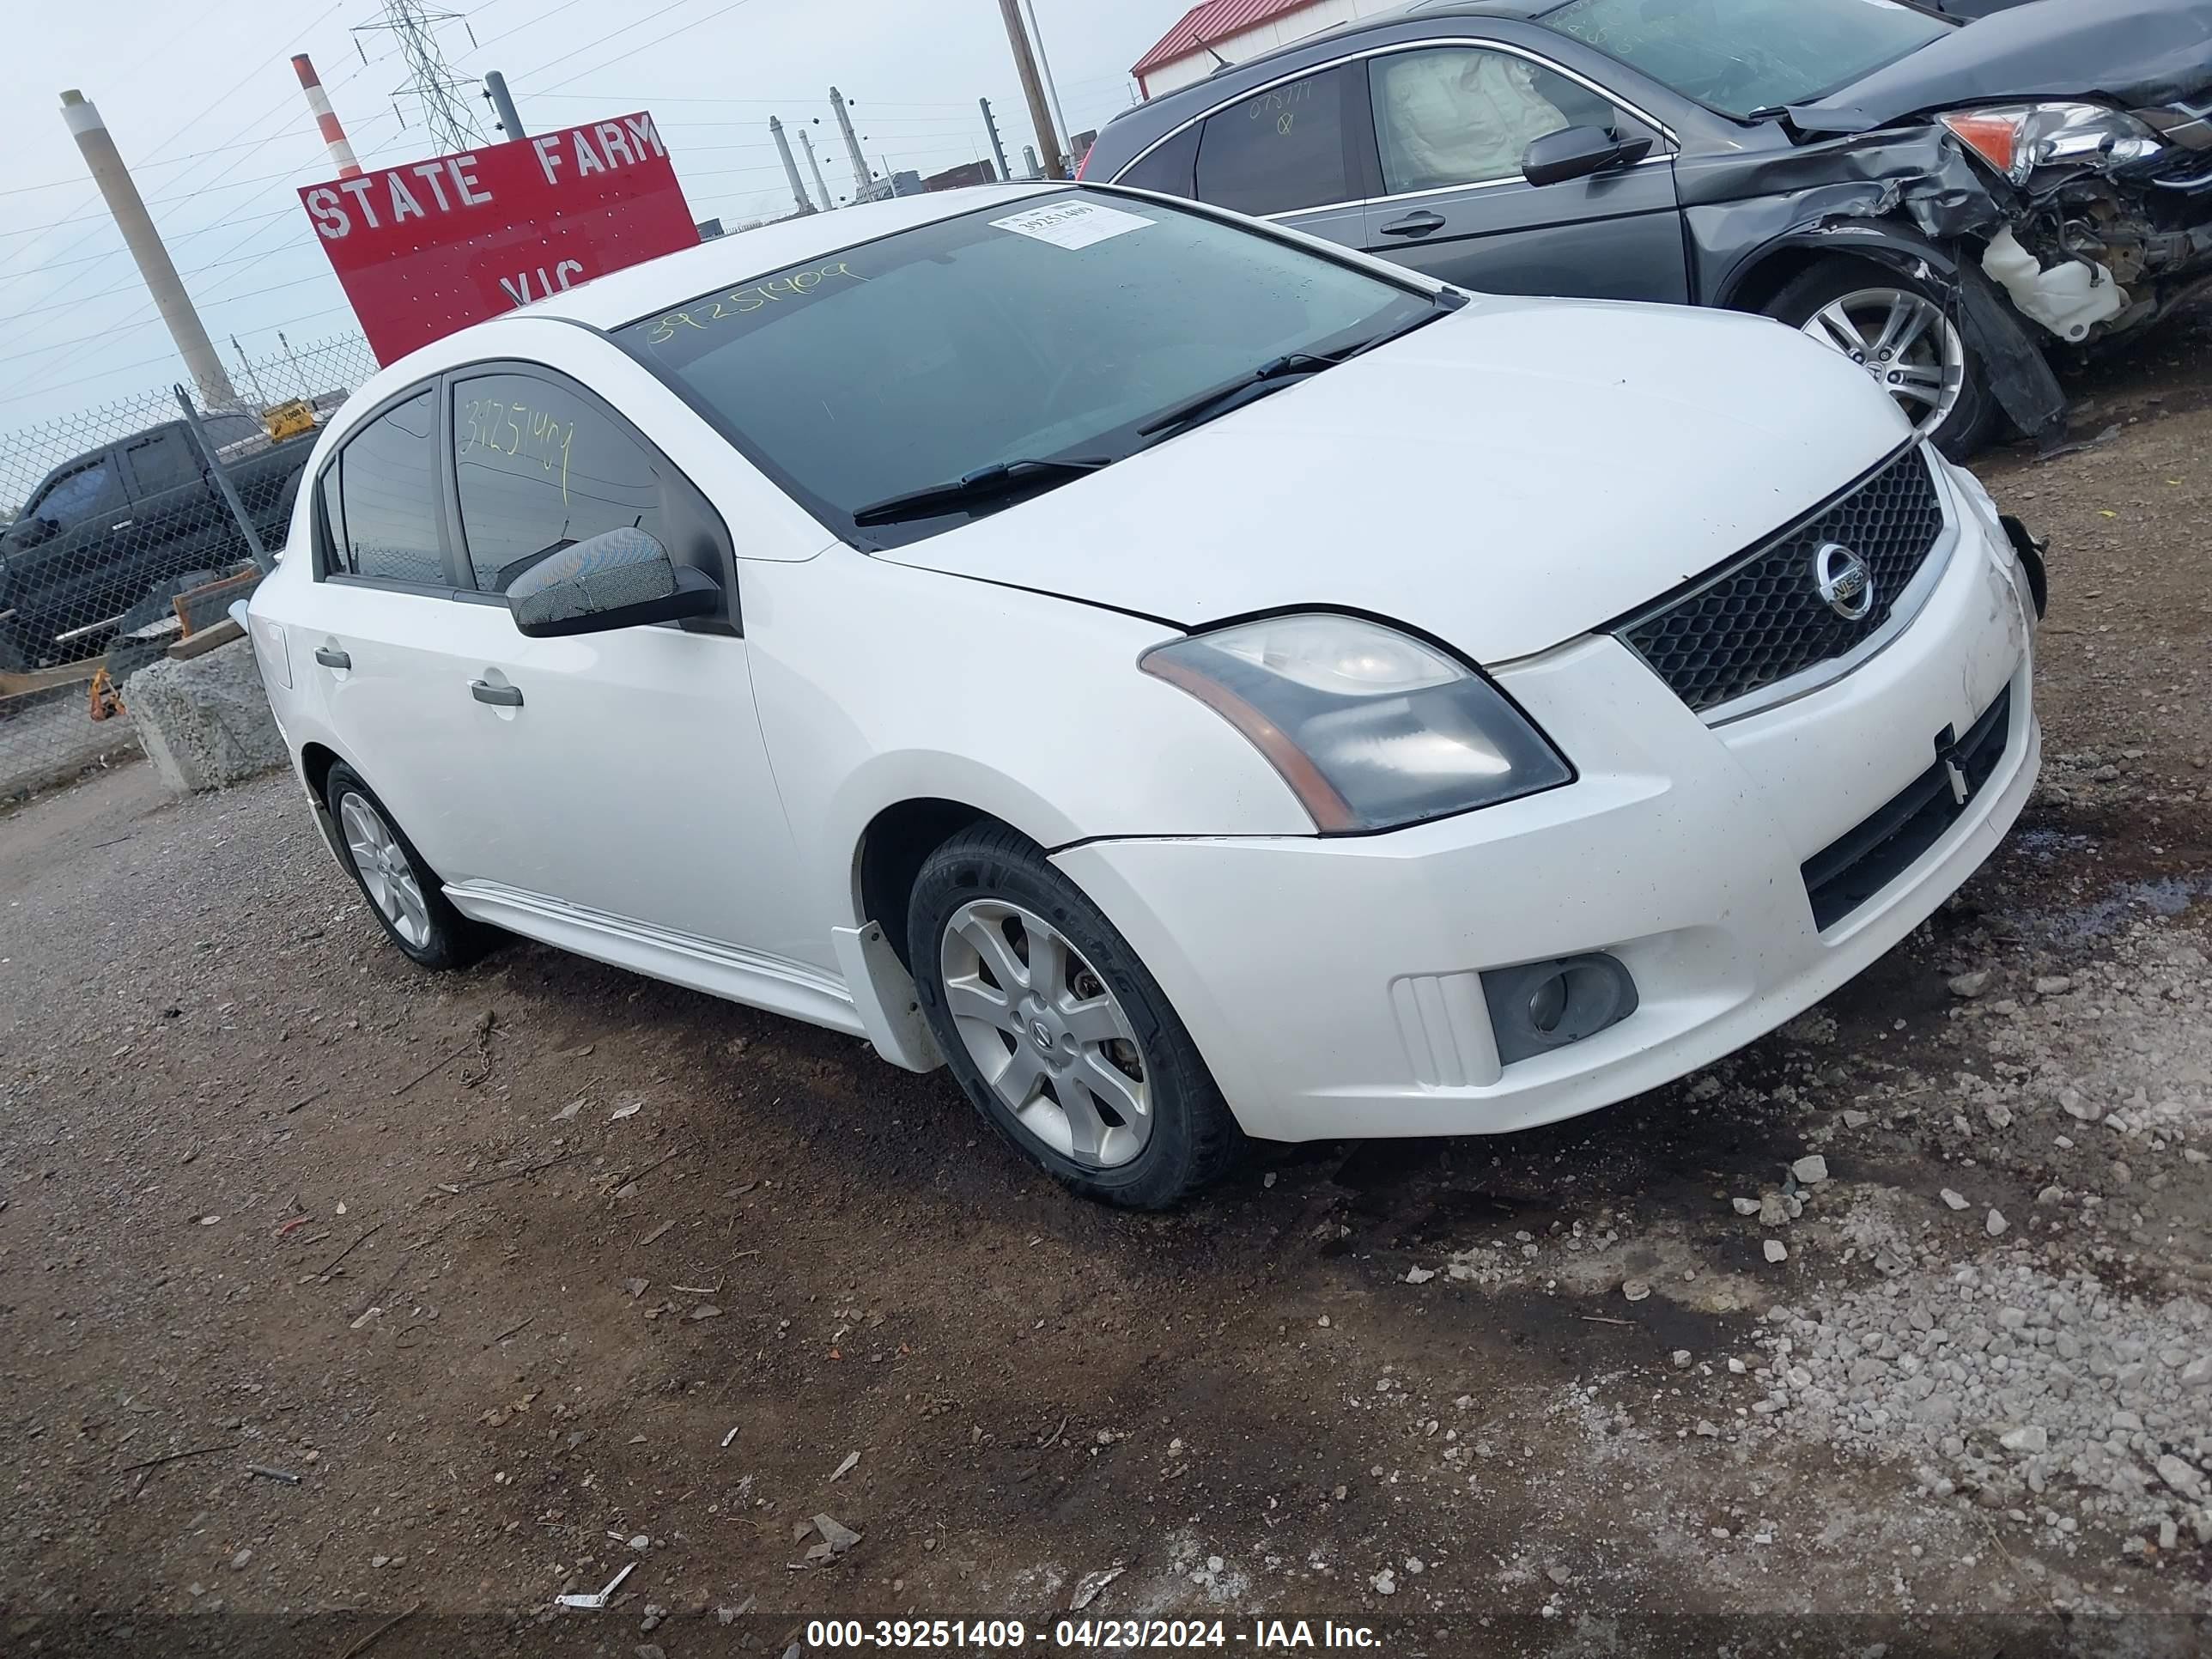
[506,527,720,638]
[1522,126,1653,188]
[5,517,58,550]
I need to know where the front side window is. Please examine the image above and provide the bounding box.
[333,391,445,586]
[617,191,1438,548]
[32,459,116,529]
[452,373,664,592]
[1539,0,1947,118]
[1372,48,1620,195]
[1194,66,1355,216]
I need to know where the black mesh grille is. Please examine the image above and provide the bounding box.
[1617,447,1945,714]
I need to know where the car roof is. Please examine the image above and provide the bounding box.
[523,183,1061,331]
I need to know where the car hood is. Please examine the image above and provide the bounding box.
[877,298,1909,666]
[1790,0,2212,134]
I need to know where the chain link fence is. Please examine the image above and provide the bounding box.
[0,333,379,803]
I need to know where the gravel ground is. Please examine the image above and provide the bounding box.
[3,343,2211,1657]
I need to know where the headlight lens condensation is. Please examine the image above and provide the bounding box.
[1141,615,1571,832]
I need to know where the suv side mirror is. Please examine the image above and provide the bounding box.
[507,526,720,638]
[4,516,58,550]
[1522,126,1653,188]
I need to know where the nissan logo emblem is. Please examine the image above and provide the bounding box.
[1814,542,1876,622]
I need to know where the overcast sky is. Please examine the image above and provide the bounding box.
[0,0,1200,429]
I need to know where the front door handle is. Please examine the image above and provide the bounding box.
[1379,211,1446,238]
[314,646,351,670]
[471,678,523,708]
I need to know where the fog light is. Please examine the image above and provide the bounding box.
[1482,955,1638,1066]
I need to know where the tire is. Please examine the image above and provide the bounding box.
[908,822,1244,1209]
[1763,258,1999,460]
[324,763,486,970]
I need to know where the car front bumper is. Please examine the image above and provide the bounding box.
[1056,464,2041,1143]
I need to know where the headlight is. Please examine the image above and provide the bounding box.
[1140,614,1571,832]
[1940,103,2165,186]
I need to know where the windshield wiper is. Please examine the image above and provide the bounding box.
[1133,352,1340,441]
[851,456,1111,526]
[1134,300,1466,444]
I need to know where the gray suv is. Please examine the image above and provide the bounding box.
[1080,0,2212,457]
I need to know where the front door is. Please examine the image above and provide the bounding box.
[1358,45,1687,304]
[430,367,816,970]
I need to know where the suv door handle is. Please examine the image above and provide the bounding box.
[471,678,523,708]
[314,646,351,670]
[110,520,135,531]
[1379,211,1446,237]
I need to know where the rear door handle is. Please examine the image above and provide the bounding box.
[471,678,523,708]
[1379,212,1446,237]
[314,646,350,669]
[110,520,135,531]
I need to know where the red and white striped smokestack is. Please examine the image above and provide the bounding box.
[292,53,362,179]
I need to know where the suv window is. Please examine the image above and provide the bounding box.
[452,372,665,592]
[123,429,198,498]
[1371,48,1613,195]
[333,391,446,586]
[1118,125,1199,198]
[1194,65,1354,216]
[31,458,118,529]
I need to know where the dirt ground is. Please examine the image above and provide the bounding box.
[4,335,2211,1659]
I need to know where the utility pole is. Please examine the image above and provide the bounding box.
[292,54,362,177]
[58,89,237,409]
[229,336,272,410]
[994,0,1065,178]
[769,117,814,214]
[979,96,1011,183]
[799,128,834,209]
[829,88,870,198]
[483,70,525,139]
[1019,0,1072,161]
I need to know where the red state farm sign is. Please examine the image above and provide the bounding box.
[301,112,698,363]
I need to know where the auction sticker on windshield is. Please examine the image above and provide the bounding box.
[989,200,1153,250]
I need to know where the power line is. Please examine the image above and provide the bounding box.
[507,0,708,90]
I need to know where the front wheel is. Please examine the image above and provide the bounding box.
[1765,258,1997,459]
[908,823,1244,1209]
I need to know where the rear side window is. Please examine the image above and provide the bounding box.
[451,373,664,593]
[200,412,260,449]
[123,429,198,498]
[333,392,445,586]
[1195,65,1355,216]
[1117,125,1199,198]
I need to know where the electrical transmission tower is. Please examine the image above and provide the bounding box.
[355,1,485,155]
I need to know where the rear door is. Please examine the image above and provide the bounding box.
[1188,63,1376,250]
[1357,41,1686,302]
[119,426,229,585]
[286,385,489,879]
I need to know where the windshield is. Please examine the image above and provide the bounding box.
[1539,0,1950,119]
[616,191,1436,546]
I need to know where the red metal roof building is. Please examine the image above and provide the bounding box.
[1131,0,1400,100]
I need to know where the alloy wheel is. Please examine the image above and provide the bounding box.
[338,791,432,949]
[1799,287,1967,441]
[939,899,1153,1169]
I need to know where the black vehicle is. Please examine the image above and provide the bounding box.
[0,411,312,672]
[1082,0,2212,455]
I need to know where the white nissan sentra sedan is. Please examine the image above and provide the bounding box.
[248,184,2045,1208]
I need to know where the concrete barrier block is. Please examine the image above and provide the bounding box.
[125,635,285,794]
